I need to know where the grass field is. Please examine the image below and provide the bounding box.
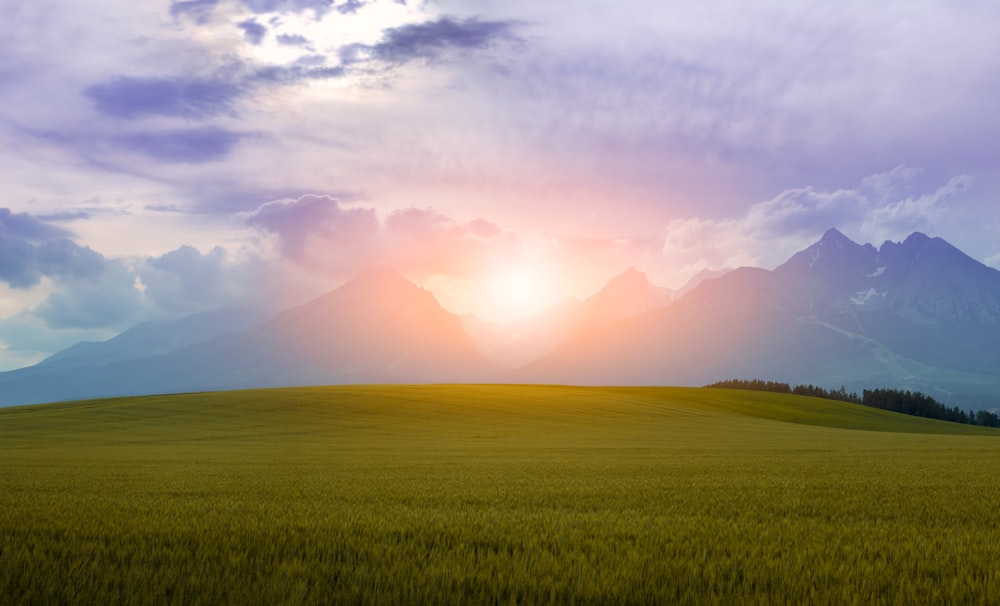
[2,385,1000,604]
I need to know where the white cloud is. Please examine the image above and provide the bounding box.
[660,169,977,287]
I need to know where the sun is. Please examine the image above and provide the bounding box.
[488,266,549,322]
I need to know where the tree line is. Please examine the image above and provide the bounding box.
[706,379,1000,428]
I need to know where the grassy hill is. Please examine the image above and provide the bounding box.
[2,385,999,604]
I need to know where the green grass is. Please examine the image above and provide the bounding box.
[2,385,1000,604]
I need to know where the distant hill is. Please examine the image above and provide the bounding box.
[0,269,496,406]
[515,229,1000,408]
[36,307,266,370]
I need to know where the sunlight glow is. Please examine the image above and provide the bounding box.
[241,1,432,70]
[489,266,549,322]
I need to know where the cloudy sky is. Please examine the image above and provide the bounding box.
[2,0,999,369]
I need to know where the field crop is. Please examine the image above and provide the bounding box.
[2,385,1000,604]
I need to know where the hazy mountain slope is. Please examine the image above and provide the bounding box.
[255,267,497,384]
[36,307,266,370]
[0,269,497,406]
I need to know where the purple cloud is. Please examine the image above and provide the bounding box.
[244,196,523,281]
[0,209,93,289]
[36,239,106,280]
[0,208,71,242]
[85,76,242,120]
[241,0,333,15]
[170,0,219,22]
[0,236,36,289]
[277,33,311,47]
[244,194,379,264]
[336,0,366,15]
[115,127,245,163]
[370,17,518,64]
[238,19,268,45]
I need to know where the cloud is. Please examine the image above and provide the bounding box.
[0,236,37,289]
[34,260,142,330]
[115,127,246,163]
[336,0,366,15]
[368,17,518,64]
[85,76,242,120]
[276,33,311,47]
[0,209,100,289]
[860,165,924,201]
[244,195,520,279]
[0,210,141,328]
[241,0,334,15]
[238,19,268,45]
[170,0,219,22]
[661,169,977,284]
[744,186,869,238]
[382,207,518,278]
[0,209,268,334]
[35,239,107,280]
[861,175,974,243]
[35,211,93,223]
[244,194,380,265]
[0,208,71,242]
[141,245,265,314]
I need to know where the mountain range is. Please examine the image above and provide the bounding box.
[2,229,999,408]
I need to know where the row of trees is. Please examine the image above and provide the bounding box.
[706,379,1000,428]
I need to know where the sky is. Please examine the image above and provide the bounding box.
[2,0,1000,369]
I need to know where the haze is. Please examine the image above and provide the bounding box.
[3,1,1000,370]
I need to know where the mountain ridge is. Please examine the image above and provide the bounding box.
[2,230,999,408]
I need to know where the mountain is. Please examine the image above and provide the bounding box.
[0,269,497,406]
[36,307,266,370]
[561,267,673,338]
[464,268,672,368]
[516,229,1000,408]
[5,233,999,409]
[255,267,496,384]
[673,267,730,299]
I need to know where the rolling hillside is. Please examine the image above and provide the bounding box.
[2,385,998,604]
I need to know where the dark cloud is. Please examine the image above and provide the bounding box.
[370,17,517,64]
[244,194,379,263]
[277,33,310,47]
[242,0,333,15]
[0,208,72,242]
[238,19,268,45]
[36,239,106,280]
[0,236,37,289]
[1,237,110,290]
[336,0,366,14]
[251,62,345,84]
[115,127,245,163]
[85,76,242,120]
[0,209,90,289]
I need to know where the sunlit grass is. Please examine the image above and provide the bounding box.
[2,385,999,604]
